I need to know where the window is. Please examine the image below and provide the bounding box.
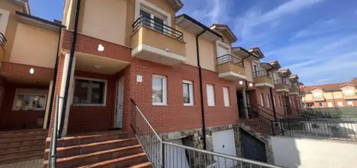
[73,78,106,106]
[12,89,47,111]
[327,102,334,107]
[266,94,270,108]
[206,84,215,106]
[140,9,165,32]
[152,75,167,105]
[0,9,10,34]
[259,94,264,106]
[337,101,344,107]
[348,101,354,107]
[223,87,230,107]
[183,80,194,106]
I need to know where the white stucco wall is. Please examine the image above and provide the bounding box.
[270,136,357,168]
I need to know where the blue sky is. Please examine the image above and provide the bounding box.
[28,0,357,85]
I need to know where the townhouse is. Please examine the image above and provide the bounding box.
[302,78,357,108]
[0,0,303,166]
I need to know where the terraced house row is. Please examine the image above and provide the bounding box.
[0,0,302,167]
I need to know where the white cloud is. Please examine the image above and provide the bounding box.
[291,19,337,40]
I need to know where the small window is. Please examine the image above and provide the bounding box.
[223,87,230,107]
[152,75,167,105]
[260,94,264,106]
[73,78,106,106]
[183,80,194,106]
[206,84,215,106]
[12,89,48,111]
[347,101,354,107]
[327,102,334,107]
[337,101,344,107]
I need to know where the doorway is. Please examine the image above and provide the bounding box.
[237,90,246,119]
[240,129,267,162]
[114,76,124,129]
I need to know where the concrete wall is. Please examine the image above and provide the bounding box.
[270,136,357,168]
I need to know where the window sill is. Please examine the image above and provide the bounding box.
[72,104,106,107]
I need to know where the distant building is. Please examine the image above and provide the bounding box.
[302,78,357,108]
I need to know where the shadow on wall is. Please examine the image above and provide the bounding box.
[270,136,300,168]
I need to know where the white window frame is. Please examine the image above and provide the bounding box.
[260,94,264,106]
[266,94,270,108]
[0,8,10,34]
[223,87,230,107]
[12,89,48,111]
[327,102,334,107]
[206,84,215,107]
[135,0,171,25]
[152,75,167,106]
[216,41,231,58]
[72,77,107,106]
[183,80,194,106]
[337,101,344,107]
[347,101,354,107]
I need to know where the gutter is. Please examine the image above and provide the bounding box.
[196,29,208,150]
[267,66,277,121]
[59,0,81,137]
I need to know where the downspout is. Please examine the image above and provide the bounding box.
[59,0,81,137]
[196,29,208,150]
[46,27,63,128]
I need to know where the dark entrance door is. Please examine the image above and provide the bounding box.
[237,90,245,119]
[240,129,267,162]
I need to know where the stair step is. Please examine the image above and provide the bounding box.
[0,144,45,155]
[0,139,45,150]
[0,129,46,138]
[45,145,143,168]
[45,138,138,158]
[77,153,148,168]
[47,131,129,147]
[0,134,46,144]
[128,162,152,168]
[0,150,43,164]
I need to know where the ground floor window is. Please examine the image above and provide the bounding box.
[347,101,354,107]
[12,89,48,111]
[183,80,194,106]
[337,101,344,107]
[73,78,107,106]
[152,75,167,105]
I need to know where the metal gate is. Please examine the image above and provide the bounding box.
[240,129,267,162]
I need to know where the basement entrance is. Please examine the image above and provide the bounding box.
[240,129,267,162]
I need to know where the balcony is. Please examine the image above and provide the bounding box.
[131,16,186,65]
[275,79,290,92]
[216,54,246,81]
[253,70,273,87]
[0,32,7,61]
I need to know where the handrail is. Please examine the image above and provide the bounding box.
[49,96,63,168]
[163,141,281,168]
[250,104,275,121]
[0,32,7,48]
[216,54,243,65]
[132,16,183,41]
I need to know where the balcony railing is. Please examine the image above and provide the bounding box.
[253,70,268,78]
[274,79,286,85]
[0,32,7,48]
[132,16,183,41]
[130,98,281,168]
[217,54,242,65]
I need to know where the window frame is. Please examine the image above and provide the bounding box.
[259,94,264,107]
[0,8,10,34]
[152,75,168,106]
[206,84,216,107]
[72,77,107,106]
[183,80,194,106]
[223,87,230,107]
[12,89,48,111]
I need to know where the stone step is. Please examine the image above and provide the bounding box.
[128,162,152,168]
[45,138,138,159]
[0,144,45,155]
[77,152,148,168]
[44,144,143,168]
[0,139,45,150]
[0,149,43,164]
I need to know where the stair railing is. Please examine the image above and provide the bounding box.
[48,96,63,168]
[130,98,282,168]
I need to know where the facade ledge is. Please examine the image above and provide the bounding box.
[276,89,290,92]
[255,83,274,88]
[218,71,247,80]
[132,44,186,65]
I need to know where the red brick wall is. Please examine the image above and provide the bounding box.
[0,81,48,130]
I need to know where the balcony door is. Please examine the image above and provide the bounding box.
[140,9,165,32]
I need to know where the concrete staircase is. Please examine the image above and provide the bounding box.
[0,129,47,164]
[240,118,274,139]
[44,131,151,168]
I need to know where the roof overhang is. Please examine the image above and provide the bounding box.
[278,68,292,77]
[269,60,281,69]
[261,62,274,71]
[232,47,259,59]
[167,0,183,12]
[10,0,30,14]
[210,24,238,43]
[16,11,65,31]
[249,47,265,59]
[176,14,222,42]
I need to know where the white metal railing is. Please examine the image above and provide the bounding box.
[130,99,282,168]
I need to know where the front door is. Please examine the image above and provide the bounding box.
[114,77,124,129]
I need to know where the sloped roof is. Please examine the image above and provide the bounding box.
[249,47,265,59]
[268,60,281,69]
[167,0,183,11]
[210,24,238,43]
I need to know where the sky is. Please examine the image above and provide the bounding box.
[28,0,357,86]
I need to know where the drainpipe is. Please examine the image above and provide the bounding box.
[59,0,81,137]
[242,80,249,119]
[46,27,63,129]
[196,29,208,150]
[267,68,277,121]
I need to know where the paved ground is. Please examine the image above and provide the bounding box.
[0,159,43,168]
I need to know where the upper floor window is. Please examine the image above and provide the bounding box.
[152,75,167,106]
[206,84,215,106]
[73,78,106,106]
[0,9,10,34]
[140,9,165,32]
[183,80,194,106]
[342,87,355,96]
[312,90,323,98]
[223,87,230,107]
[12,89,47,111]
